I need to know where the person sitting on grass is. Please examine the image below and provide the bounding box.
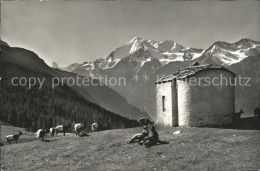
[139,126,159,147]
[139,126,172,148]
[140,126,169,148]
[127,126,149,144]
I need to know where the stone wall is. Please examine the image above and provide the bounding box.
[156,82,174,126]
[171,80,178,126]
[177,69,235,127]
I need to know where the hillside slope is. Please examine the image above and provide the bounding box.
[0,43,139,131]
[1,125,259,170]
[1,42,150,120]
[229,55,260,113]
[54,69,151,120]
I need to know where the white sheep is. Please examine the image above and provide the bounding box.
[74,123,84,136]
[49,128,56,138]
[91,123,98,132]
[55,125,67,136]
[36,129,47,141]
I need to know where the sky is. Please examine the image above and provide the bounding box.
[1,1,260,67]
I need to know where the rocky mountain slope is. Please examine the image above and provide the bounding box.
[61,37,204,77]
[62,37,260,118]
[229,55,260,113]
[199,38,260,66]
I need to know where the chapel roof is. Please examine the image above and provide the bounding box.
[155,64,235,84]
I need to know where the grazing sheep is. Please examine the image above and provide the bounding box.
[36,129,47,141]
[49,128,56,138]
[139,118,154,126]
[91,123,98,132]
[74,123,84,136]
[232,109,244,120]
[6,131,23,145]
[55,125,67,136]
[254,107,260,117]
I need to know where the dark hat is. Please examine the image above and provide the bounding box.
[138,117,144,122]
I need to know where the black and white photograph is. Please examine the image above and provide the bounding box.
[0,0,260,170]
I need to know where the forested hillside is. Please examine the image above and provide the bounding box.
[0,45,138,131]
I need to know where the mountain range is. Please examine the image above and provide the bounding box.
[1,36,259,122]
[61,37,260,118]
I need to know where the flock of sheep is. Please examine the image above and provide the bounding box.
[4,109,260,145]
[5,123,98,145]
[5,118,153,145]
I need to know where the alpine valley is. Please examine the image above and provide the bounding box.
[0,39,148,131]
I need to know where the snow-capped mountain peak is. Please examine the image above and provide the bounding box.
[128,36,143,44]
[129,39,158,54]
[61,37,259,78]
[202,39,260,66]
[129,38,145,53]
[61,36,205,76]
